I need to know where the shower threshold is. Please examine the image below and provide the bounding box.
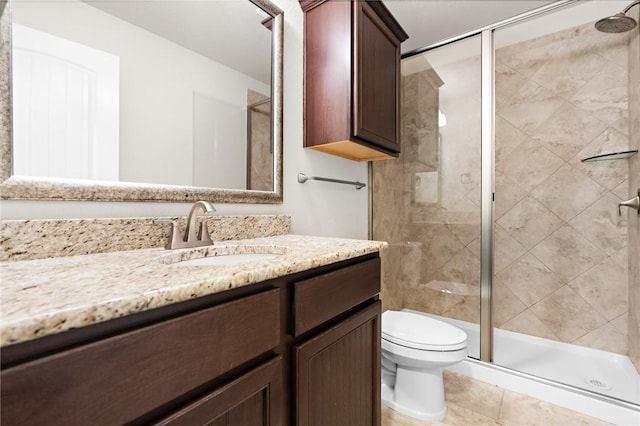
[402,309,640,406]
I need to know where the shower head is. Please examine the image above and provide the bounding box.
[595,13,637,33]
[595,0,639,33]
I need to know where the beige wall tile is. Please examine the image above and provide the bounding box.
[441,295,480,323]
[495,171,527,220]
[497,40,554,79]
[573,322,627,355]
[497,253,564,307]
[435,247,481,287]
[493,224,527,273]
[610,245,628,269]
[496,116,528,163]
[530,225,607,284]
[497,138,564,193]
[568,192,628,255]
[610,112,629,136]
[570,64,628,127]
[530,285,607,342]
[498,80,565,135]
[612,179,629,200]
[532,102,608,161]
[529,45,608,100]
[496,196,564,250]
[493,278,528,327]
[531,164,606,222]
[501,309,559,341]
[495,61,529,111]
[568,256,628,322]
[404,281,466,316]
[611,312,628,337]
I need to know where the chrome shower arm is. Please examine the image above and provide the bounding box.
[623,0,640,14]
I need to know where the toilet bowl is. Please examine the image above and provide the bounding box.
[381,310,467,421]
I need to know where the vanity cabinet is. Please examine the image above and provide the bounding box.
[301,0,408,161]
[1,254,381,426]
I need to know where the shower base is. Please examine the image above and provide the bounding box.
[402,309,640,424]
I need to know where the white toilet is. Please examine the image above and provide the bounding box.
[381,310,468,421]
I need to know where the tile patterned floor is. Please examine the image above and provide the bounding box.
[382,371,613,426]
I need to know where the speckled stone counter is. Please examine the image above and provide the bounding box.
[0,234,387,347]
[0,215,291,261]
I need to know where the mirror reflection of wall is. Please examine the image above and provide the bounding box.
[10,0,273,190]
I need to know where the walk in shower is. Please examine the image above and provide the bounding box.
[372,0,640,420]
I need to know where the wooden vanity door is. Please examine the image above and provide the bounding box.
[295,301,381,426]
[156,356,283,426]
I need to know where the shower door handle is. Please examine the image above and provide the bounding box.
[618,190,640,216]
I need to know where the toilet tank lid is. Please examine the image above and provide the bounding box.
[382,311,467,349]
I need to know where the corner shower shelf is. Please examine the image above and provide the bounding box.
[580,150,638,163]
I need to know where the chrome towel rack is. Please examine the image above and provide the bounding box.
[297,173,366,190]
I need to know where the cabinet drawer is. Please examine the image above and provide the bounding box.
[294,257,380,335]
[1,288,280,425]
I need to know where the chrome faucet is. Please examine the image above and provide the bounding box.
[166,201,216,249]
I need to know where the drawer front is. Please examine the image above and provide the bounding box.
[1,288,280,425]
[294,257,380,336]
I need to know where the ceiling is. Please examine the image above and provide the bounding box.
[383,0,556,54]
[84,0,573,80]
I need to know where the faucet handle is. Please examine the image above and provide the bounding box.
[617,190,640,217]
[166,221,186,250]
[198,220,213,244]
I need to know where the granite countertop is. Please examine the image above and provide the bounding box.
[0,234,386,347]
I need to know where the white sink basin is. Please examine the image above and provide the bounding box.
[158,244,287,267]
[173,253,282,267]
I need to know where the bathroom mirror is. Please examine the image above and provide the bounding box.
[0,0,283,203]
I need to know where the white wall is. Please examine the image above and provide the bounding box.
[0,0,370,240]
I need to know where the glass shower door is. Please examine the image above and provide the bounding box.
[373,35,483,358]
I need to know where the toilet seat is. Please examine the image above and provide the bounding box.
[382,311,467,351]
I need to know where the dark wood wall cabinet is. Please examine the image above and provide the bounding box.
[301,0,408,162]
[1,254,381,426]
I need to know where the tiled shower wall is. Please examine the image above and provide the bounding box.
[494,22,630,354]
[374,20,635,356]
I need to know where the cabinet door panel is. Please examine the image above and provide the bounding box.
[296,301,381,426]
[354,1,401,152]
[157,356,283,426]
[303,0,351,148]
